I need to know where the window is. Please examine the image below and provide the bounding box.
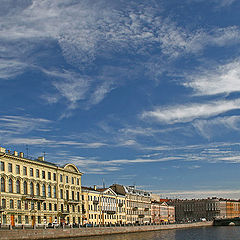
[16,180,20,193]
[72,177,74,184]
[77,178,79,185]
[23,166,27,175]
[1,177,5,192]
[18,215,22,224]
[53,186,56,198]
[43,203,46,210]
[61,204,64,212]
[48,185,51,198]
[53,173,56,181]
[10,199,14,208]
[66,176,68,183]
[8,163,12,173]
[17,200,21,209]
[25,216,29,224]
[30,168,33,177]
[72,205,75,212]
[25,201,28,210]
[60,189,63,199]
[77,192,80,201]
[36,169,39,178]
[48,172,51,180]
[49,203,52,211]
[60,174,63,182]
[66,190,69,200]
[54,204,57,211]
[2,199,6,208]
[31,201,34,210]
[42,184,46,197]
[72,191,74,200]
[0,161,4,171]
[37,202,41,210]
[16,165,20,174]
[9,178,13,193]
[38,216,41,224]
[24,181,27,194]
[30,182,34,195]
[42,170,45,179]
[36,183,40,196]
[82,195,84,201]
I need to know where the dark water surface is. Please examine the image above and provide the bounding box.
[54,226,240,240]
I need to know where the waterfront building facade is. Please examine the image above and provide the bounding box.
[81,186,126,225]
[151,194,175,224]
[110,184,151,224]
[0,147,83,226]
[170,198,240,222]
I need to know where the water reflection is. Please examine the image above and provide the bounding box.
[53,226,240,240]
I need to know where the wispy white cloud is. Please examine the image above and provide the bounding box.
[4,137,107,149]
[156,189,240,199]
[193,116,240,139]
[0,115,51,134]
[184,59,240,96]
[1,0,240,112]
[142,99,240,124]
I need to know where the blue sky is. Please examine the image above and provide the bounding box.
[1,0,240,199]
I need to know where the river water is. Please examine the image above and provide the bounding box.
[54,226,240,240]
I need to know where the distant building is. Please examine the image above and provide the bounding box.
[81,186,126,225]
[110,184,151,224]
[151,194,175,223]
[170,198,240,222]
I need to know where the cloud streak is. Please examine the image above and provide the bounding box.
[142,99,240,124]
[184,59,240,96]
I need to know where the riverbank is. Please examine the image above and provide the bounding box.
[0,222,213,240]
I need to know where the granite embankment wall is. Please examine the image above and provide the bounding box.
[0,222,213,240]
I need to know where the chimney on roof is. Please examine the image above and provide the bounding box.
[38,156,44,161]
[19,152,24,158]
[13,151,18,156]
[94,185,97,190]
[0,147,6,153]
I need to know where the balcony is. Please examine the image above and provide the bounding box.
[65,199,79,204]
[133,207,138,211]
[103,210,116,215]
[22,194,46,201]
[138,214,145,218]
[93,200,99,205]
[144,208,149,211]
[58,211,69,216]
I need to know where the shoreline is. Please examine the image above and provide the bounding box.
[0,222,213,240]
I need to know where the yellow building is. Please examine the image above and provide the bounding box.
[110,184,151,224]
[81,186,126,225]
[0,147,83,226]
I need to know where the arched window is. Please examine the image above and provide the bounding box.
[8,178,13,193]
[42,184,46,197]
[24,181,27,194]
[30,182,34,196]
[36,183,40,196]
[48,185,51,198]
[1,177,5,192]
[16,180,20,194]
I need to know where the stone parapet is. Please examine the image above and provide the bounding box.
[0,222,213,240]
